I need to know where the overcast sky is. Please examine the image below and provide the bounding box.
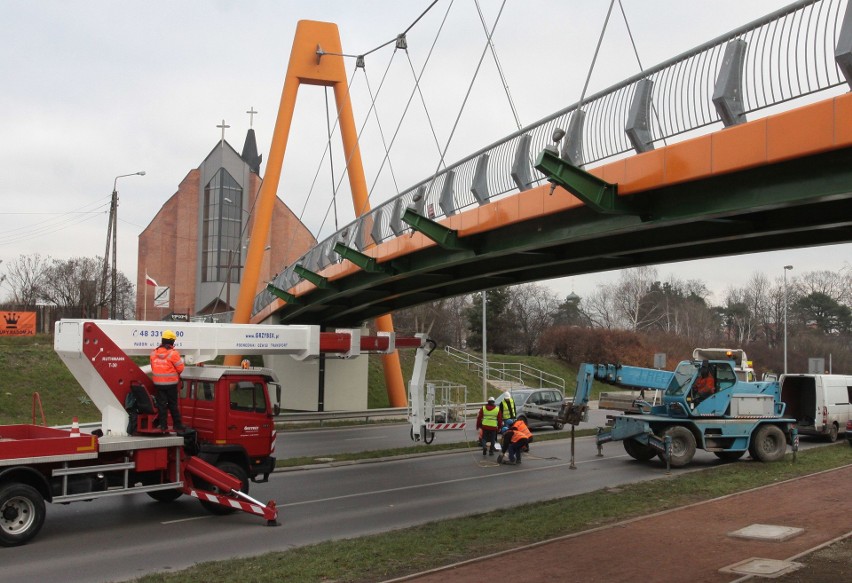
[1,0,849,306]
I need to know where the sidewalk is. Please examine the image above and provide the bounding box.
[392,464,852,583]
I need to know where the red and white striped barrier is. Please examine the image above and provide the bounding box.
[187,487,279,524]
[70,417,80,438]
[426,422,466,430]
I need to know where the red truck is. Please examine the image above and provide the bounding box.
[0,319,428,545]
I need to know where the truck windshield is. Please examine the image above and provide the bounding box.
[667,362,696,396]
[230,381,268,413]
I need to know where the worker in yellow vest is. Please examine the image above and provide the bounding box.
[476,396,503,456]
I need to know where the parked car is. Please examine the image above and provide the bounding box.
[501,388,565,430]
[847,420,852,446]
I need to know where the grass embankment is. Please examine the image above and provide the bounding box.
[134,445,852,583]
[0,335,609,425]
[0,335,99,425]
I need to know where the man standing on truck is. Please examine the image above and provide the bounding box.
[150,330,186,432]
[476,397,502,456]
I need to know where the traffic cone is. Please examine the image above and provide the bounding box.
[70,417,80,438]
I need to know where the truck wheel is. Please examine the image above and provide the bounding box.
[553,421,565,430]
[199,461,248,516]
[749,425,787,462]
[0,483,46,547]
[657,426,696,468]
[147,489,183,503]
[713,450,746,462]
[623,438,656,461]
[826,423,838,443]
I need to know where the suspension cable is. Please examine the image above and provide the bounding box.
[617,0,667,146]
[367,0,456,198]
[578,0,615,108]
[474,0,522,130]
[361,69,402,200]
[427,0,509,192]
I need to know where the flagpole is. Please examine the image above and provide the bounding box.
[144,271,148,320]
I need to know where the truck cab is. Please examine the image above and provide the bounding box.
[179,365,280,482]
[662,359,782,417]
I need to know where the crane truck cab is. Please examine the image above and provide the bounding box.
[692,348,756,382]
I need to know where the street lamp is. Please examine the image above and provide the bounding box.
[783,265,793,374]
[100,171,145,319]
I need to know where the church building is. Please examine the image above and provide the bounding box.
[136,119,315,320]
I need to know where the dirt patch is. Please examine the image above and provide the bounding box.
[772,536,852,582]
[399,465,852,583]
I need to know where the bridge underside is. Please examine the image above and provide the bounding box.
[270,147,852,327]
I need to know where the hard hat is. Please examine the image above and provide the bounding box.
[162,330,177,341]
[487,396,495,403]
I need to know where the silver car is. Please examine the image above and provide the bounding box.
[505,388,565,430]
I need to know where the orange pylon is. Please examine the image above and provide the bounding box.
[228,21,408,407]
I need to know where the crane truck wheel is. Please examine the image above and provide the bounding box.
[713,450,746,462]
[0,482,46,547]
[147,489,183,503]
[749,424,787,462]
[656,426,696,468]
[623,438,657,461]
[199,461,248,515]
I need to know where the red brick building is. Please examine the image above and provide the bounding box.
[136,129,314,320]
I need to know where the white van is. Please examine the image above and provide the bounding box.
[780,374,852,442]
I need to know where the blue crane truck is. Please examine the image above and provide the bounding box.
[558,356,798,469]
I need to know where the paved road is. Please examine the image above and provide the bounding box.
[1,428,826,583]
[279,408,612,458]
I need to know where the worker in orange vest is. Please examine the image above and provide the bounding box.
[693,361,716,401]
[150,330,186,432]
[498,418,532,465]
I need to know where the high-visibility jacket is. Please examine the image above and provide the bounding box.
[694,374,715,397]
[500,395,516,419]
[479,404,501,429]
[150,345,185,386]
[510,419,532,442]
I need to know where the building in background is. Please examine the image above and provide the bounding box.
[137,127,315,321]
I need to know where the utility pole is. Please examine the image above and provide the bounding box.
[101,172,145,319]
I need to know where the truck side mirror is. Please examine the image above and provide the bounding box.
[274,384,282,416]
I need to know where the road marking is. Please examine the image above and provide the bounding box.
[161,516,212,525]
[280,453,630,508]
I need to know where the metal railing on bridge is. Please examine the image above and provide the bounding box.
[256,0,851,317]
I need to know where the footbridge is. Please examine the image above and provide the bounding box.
[247,0,852,327]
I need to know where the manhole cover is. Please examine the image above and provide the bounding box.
[720,557,803,577]
[728,523,805,542]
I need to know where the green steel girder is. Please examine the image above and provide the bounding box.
[294,264,334,290]
[534,148,641,216]
[266,283,299,304]
[268,147,852,326]
[333,242,395,274]
[401,207,472,251]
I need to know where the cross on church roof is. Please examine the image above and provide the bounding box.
[246,107,258,128]
[217,119,230,148]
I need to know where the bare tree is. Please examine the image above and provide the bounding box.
[39,257,102,313]
[583,284,620,330]
[798,269,851,306]
[508,283,559,355]
[613,266,661,332]
[3,253,51,308]
[393,295,471,348]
